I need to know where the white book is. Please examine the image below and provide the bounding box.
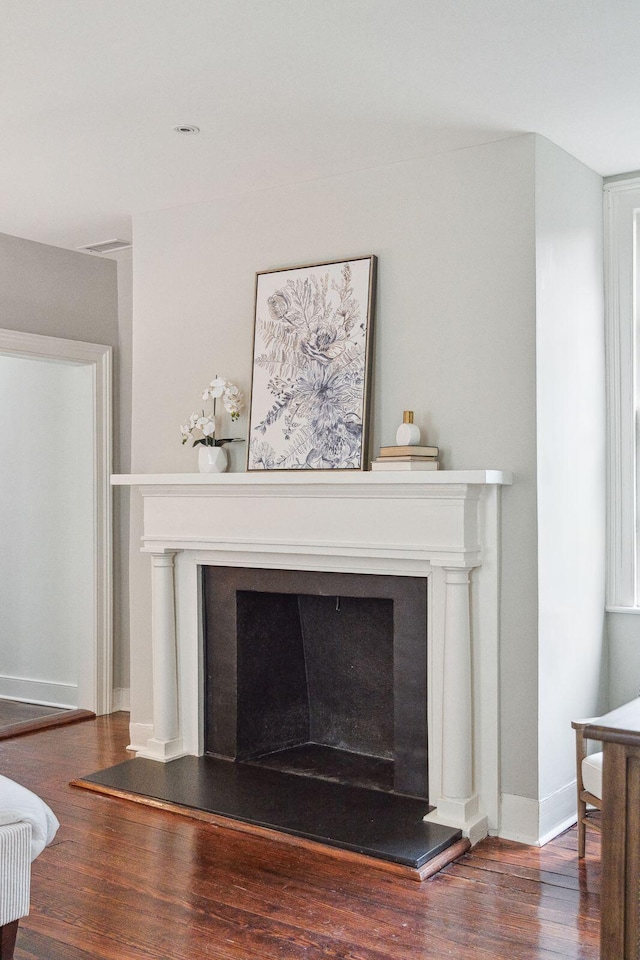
[370,460,440,471]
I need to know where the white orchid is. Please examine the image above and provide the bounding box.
[196,416,215,436]
[201,376,244,421]
[181,375,245,446]
[202,377,227,401]
[180,412,199,443]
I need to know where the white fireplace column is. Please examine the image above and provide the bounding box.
[424,564,488,844]
[136,551,185,761]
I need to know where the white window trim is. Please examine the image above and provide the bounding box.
[605,178,640,610]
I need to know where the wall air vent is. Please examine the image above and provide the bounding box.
[78,239,132,255]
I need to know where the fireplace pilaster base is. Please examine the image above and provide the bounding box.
[136,736,186,762]
[424,794,489,846]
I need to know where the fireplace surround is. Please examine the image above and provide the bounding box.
[113,469,511,844]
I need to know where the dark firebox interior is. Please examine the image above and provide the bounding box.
[203,567,428,799]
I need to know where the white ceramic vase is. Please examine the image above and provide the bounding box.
[395,410,421,446]
[198,444,228,473]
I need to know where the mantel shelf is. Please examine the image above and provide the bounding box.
[112,470,512,487]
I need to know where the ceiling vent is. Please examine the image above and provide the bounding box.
[78,239,132,255]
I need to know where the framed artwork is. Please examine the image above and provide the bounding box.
[247,256,376,471]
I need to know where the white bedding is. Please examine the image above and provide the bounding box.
[0,775,59,860]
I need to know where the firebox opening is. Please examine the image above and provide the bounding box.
[203,567,429,800]
[235,591,395,792]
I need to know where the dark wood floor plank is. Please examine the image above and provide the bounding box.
[0,714,600,960]
[471,836,592,875]
[435,872,600,941]
[438,870,598,924]
[449,861,601,913]
[462,852,597,892]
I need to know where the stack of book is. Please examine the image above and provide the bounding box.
[371,444,440,471]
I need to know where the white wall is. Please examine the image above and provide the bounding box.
[0,233,126,700]
[608,612,640,705]
[0,354,93,706]
[604,179,640,711]
[533,137,606,839]
[129,134,540,803]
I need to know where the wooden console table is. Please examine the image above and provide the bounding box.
[585,699,640,959]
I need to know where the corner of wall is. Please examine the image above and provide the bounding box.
[533,135,606,808]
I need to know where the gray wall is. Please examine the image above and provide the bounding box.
[0,233,118,343]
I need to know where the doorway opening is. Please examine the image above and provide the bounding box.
[0,328,112,715]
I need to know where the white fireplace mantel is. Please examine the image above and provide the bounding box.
[114,470,509,489]
[115,469,511,844]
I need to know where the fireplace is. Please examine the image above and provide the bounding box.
[113,469,510,844]
[203,567,428,798]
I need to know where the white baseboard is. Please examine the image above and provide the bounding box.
[539,812,578,847]
[539,780,578,845]
[127,722,153,754]
[500,782,578,846]
[0,675,77,709]
[112,688,130,712]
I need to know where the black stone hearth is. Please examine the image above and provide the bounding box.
[203,567,429,799]
[75,755,462,871]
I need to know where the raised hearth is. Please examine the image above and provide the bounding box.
[113,471,511,844]
[74,754,465,881]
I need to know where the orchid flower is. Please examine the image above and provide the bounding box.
[202,377,227,401]
[181,375,245,446]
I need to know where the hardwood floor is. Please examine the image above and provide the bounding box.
[0,699,94,741]
[1,714,601,959]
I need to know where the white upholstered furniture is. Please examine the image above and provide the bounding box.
[572,718,603,858]
[0,776,59,960]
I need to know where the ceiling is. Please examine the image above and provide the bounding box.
[2,0,640,252]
